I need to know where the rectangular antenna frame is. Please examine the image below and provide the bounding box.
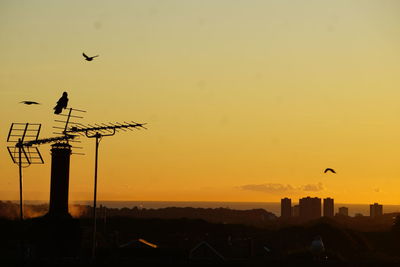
[7,123,41,143]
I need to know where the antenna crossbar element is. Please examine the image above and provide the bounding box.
[22,135,76,147]
[55,107,86,117]
[56,114,85,119]
[54,120,83,124]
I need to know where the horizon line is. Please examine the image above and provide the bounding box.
[2,199,400,206]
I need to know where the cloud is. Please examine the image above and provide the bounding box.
[240,183,294,193]
[240,182,324,193]
[302,182,324,192]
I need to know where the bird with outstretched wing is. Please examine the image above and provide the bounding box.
[20,101,40,105]
[324,168,336,174]
[83,52,99,61]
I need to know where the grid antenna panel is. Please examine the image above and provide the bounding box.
[53,108,86,137]
[7,123,41,143]
[7,146,44,167]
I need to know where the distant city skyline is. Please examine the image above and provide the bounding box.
[280,196,387,218]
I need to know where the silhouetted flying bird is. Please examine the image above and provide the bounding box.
[54,92,68,114]
[324,168,336,174]
[83,52,99,61]
[20,101,40,105]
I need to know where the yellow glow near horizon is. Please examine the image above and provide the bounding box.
[1,1,400,204]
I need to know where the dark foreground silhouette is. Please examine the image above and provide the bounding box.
[1,202,400,266]
[1,216,400,266]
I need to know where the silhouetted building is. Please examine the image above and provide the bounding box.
[292,205,300,217]
[370,203,383,218]
[323,198,334,217]
[338,207,348,216]
[281,198,292,218]
[189,241,225,262]
[48,142,72,218]
[299,197,321,220]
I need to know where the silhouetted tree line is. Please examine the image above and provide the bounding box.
[0,201,276,227]
[2,200,399,232]
[91,206,277,228]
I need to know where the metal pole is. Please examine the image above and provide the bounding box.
[82,126,127,261]
[63,108,73,134]
[92,133,100,261]
[18,139,23,221]
[18,139,25,265]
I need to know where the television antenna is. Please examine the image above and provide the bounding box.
[6,123,76,221]
[66,121,147,260]
[7,123,42,221]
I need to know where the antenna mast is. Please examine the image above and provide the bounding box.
[66,121,146,260]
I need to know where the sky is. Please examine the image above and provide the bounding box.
[1,1,400,204]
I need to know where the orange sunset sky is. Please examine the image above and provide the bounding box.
[1,1,400,204]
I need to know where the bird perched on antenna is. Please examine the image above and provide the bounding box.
[20,101,40,105]
[82,52,99,61]
[324,168,336,174]
[54,92,68,114]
